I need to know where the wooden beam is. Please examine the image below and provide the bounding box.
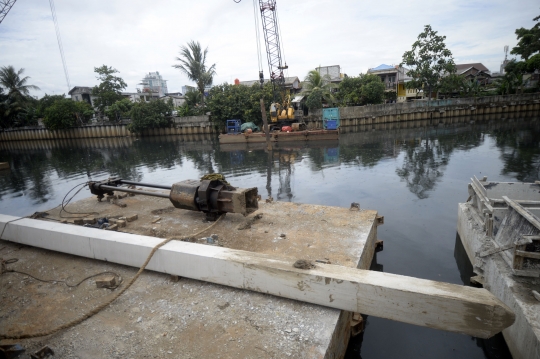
[503,196,540,231]
[515,250,540,260]
[0,214,515,339]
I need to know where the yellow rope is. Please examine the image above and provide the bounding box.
[0,215,224,340]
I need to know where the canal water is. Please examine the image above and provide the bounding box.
[1,117,539,359]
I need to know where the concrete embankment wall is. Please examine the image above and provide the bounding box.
[0,115,214,142]
[1,94,539,141]
[306,93,540,129]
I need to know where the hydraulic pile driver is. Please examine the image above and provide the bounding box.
[88,177,259,221]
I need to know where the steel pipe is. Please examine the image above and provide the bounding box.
[118,180,172,190]
[98,185,170,199]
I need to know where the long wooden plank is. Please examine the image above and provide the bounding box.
[471,180,494,213]
[515,250,540,260]
[0,214,515,339]
[502,196,540,231]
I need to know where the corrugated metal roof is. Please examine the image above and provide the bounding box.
[370,64,395,71]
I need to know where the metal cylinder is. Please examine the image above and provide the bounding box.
[169,180,200,211]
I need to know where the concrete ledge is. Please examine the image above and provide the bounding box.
[457,203,540,359]
[0,214,515,338]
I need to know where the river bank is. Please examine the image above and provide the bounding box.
[0,93,538,142]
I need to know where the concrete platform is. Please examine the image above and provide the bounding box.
[457,178,540,359]
[0,194,379,358]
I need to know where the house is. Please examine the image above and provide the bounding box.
[160,94,185,107]
[68,86,96,106]
[367,64,398,91]
[455,63,492,86]
[316,65,343,84]
[122,91,160,103]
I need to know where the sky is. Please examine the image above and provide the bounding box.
[0,0,538,98]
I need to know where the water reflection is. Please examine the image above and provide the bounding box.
[1,117,539,359]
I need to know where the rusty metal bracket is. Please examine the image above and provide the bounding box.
[376,215,384,226]
[350,313,365,337]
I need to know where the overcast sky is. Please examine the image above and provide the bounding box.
[1,0,538,98]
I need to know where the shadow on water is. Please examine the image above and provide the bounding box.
[453,234,513,359]
[1,117,540,358]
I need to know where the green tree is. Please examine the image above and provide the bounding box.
[0,65,40,100]
[127,99,173,134]
[0,66,40,128]
[526,53,540,72]
[305,88,323,110]
[336,74,385,106]
[91,65,127,117]
[401,25,456,99]
[43,98,93,130]
[302,70,336,108]
[511,15,540,60]
[35,94,66,118]
[105,98,133,122]
[173,41,216,104]
[206,82,273,127]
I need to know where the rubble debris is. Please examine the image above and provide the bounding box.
[237,213,263,230]
[117,220,126,228]
[151,217,161,224]
[30,346,54,359]
[83,217,96,224]
[126,214,138,222]
[96,276,117,289]
[293,259,315,269]
[350,202,360,211]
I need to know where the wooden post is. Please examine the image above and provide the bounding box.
[260,98,272,151]
[0,214,514,339]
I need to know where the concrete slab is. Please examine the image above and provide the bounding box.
[0,194,379,358]
[458,202,540,359]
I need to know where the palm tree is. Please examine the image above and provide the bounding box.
[0,65,40,101]
[302,70,337,105]
[173,41,216,104]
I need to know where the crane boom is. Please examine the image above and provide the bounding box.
[0,0,17,24]
[256,0,294,123]
[259,1,287,96]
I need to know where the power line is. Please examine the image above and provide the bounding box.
[49,0,71,93]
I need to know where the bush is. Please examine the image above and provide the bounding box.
[105,98,133,122]
[43,99,93,130]
[127,99,173,134]
[306,88,323,109]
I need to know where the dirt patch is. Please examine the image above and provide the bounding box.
[151,207,176,215]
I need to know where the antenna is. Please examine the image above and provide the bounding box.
[504,45,508,61]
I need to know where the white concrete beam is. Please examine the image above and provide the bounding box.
[0,214,514,338]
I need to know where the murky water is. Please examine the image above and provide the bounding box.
[1,117,540,358]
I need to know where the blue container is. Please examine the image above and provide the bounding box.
[325,119,338,130]
[226,119,241,134]
[322,108,340,130]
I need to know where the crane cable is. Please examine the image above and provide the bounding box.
[49,0,71,93]
[274,3,288,79]
[252,0,263,75]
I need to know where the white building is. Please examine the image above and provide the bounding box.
[140,72,168,97]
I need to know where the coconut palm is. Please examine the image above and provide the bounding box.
[302,70,337,105]
[173,41,216,104]
[0,65,40,100]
